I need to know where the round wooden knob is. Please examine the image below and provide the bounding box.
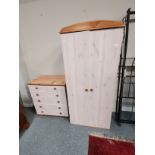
[56,94,59,97]
[36,94,39,96]
[57,101,60,103]
[90,88,93,92]
[54,87,56,90]
[58,107,61,109]
[59,112,62,115]
[38,100,41,102]
[35,87,38,89]
[85,89,88,92]
[39,106,42,108]
[41,111,44,113]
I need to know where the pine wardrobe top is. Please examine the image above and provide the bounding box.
[59,20,125,34]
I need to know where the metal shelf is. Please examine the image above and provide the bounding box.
[115,8,135,124]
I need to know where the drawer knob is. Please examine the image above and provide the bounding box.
[85,89,88,92]
[41,111,44,113]
[35,87,38,89]
[39,106,42,108]
[57,101,60,103]
[58,107,61,109]
[54,87,57,90]
[38,100,41,102]
[59,112,62,115]
[56,94,59,97]
[90,88,93,92]
[36,93,39,96]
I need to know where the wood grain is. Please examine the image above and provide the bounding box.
[28,75,65,86]
[60,20,125,34]
[61,28,123,129]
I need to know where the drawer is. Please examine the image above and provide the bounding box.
[34,104,68,117]
[30,91,67,105]
[32,97,66,105]
[28,85,65,92]
[30,90,66,98]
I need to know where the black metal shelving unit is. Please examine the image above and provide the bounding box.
[115,8,135,124]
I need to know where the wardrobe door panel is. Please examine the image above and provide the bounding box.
[99,29,123,128]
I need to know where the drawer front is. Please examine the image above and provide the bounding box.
[35,104,68,116]
[30,91,67,105]
[28,85,65,92]
[30,90,66,98]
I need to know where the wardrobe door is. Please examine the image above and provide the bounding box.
[61,31,91,126]
[70,31,100,127]
[96,29,123,128]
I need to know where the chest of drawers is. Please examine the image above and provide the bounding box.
[28,75,69,117]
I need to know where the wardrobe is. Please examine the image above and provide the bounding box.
[60,20,124,129]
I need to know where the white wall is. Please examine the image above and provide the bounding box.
[19,0,135,106]
[19,44,33,106]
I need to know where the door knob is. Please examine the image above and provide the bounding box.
[90,88,93,92]
[85,89,88,92]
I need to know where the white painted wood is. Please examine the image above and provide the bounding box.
[30,93,66,105]
[28,87,66,104]
[61,28,123,129]
[28,85,69,117]
[35,104,68,116]
[28,85,64,92]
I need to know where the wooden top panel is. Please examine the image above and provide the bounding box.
[28,75,65,86]
[60,20,125,34]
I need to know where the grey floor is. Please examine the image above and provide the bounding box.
[20,107,135,155]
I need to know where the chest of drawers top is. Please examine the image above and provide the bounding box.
[28,75,65,86]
